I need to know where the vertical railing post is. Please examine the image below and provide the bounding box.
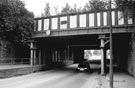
[115,10,118,26]
[58,16,60,30]
[94,12,97,27]
[77,14,80,28]
[67,15,70,29]
[34,20,36,32]
[49,17,52,30]
[101,12,103,27]
[107,11,110,27]
[36,20,38,31]
[86,13,89,28]
[42,19,44,31]
[124,12,128,26]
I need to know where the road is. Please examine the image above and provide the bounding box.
[0,64,101,88]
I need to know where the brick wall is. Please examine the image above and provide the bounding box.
[128,33,135,77]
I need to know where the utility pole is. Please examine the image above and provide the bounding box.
[109,0,113,88]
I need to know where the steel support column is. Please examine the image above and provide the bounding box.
[100,39,106,75]
[30,42,34,65]
[30,41,37,66]
[33,48,36,65]
[39,49,41,65]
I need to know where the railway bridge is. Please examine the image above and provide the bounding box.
[30,9,134,75]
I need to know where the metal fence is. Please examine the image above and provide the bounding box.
[0,58,30,65]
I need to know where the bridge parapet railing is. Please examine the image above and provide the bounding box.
[0,58,30,65]
[33,9,134,33]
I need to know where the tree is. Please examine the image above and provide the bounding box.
[70,4,78,13]
[54,6,59,15]
[0,0,34,44]
[61,3,72,14]
[61,3,83,14]
[42,2,51,17]
[83,0,109,12]
[115,0,135,20]
[77,7,83,13]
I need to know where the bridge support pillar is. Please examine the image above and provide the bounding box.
[30,41,37,66]
[38,49,41,65]
[100,39,106,75]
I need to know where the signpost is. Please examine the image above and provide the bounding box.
[109,0,113,88]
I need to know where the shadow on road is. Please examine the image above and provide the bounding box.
[53,63,101,75]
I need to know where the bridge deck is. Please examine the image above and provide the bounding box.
[32,9,134,38]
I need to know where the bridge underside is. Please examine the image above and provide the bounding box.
[29,9,135,75]
[31,33,131,73]
[36,34,100,65]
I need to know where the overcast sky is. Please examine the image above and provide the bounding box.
[21,0,90,17]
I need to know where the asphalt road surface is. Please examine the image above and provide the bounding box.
[0,64,101,88]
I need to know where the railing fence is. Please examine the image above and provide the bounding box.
[0,58,30,65]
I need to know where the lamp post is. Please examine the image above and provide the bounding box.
[109,0,113,88]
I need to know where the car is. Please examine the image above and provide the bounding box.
[77,59,90,71]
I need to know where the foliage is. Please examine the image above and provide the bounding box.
[115,0,135,20]
[61,3,72,14]
[83,0,109,12]
[42,2,51,17]
[53,6,59,15]
[61,3,83,14]
[60,0,108,14]
[0,0,34,44]
[70,4,79,13]
[42,0,109,15]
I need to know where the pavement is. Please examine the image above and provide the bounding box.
[0,65,31,70]
[80,72,135,88]
[0,64,134,88]
[98,72,135,88]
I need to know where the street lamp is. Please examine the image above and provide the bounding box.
[109,0,113,88]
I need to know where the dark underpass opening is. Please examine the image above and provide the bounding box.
[35,33,131,73]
